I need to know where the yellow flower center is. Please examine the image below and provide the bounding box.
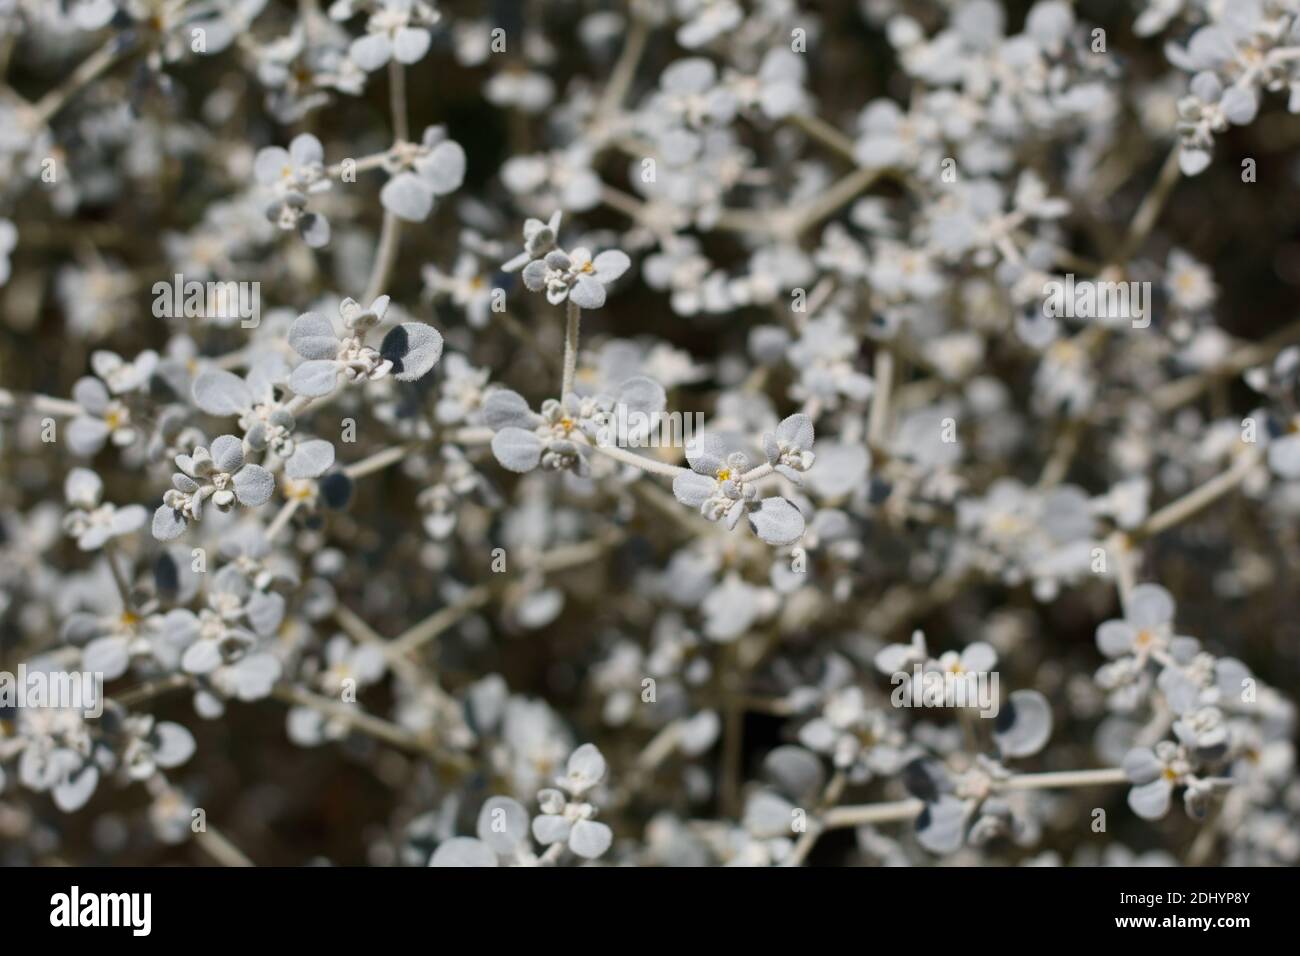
[716,468,731,482]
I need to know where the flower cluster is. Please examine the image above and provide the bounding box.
[0,0,1297,870]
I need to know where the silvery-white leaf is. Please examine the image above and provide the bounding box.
[685,433,726,474]
[1220,85,1258,125]
[430,837,497,867]
[678,710,721,756]
[491,427,543,473]
[247,590,286,636]
[65,468,102,508]
[152,722,196,767]
[762,745,825,801]
[568,819,613,859]
[516,587,563,629]
[565,743,606,788]
[290,359,339,398]
[1096,620,1136,658]
[224,653,281,701]
[1268,434,1300,478]
[591,249,630,282]
[380,172,433,222]
[83,635,131,680]
[285,438,335,479]
[521,259,548,291]
[349,32,392,72]
[181,639,222,675]
[475,796,530,855]
[286,707,324,747]
[111,504,147,536]
[299,212,331,248]
[392,26,431,65]
[961,641,997,673]
[993,689,1053,758]
[482,389,541,430]
[1157,666,1201,715]
[776,412,814,450]
[1127,779,1172,820]
[53,765,99,813]
[915,795,969,854]
[254,145,291,185]
[615,376,666,416]
[382,322,444,381]
[416,140,466,194]
[1126,583,1174,630]
[152,505,187,541]
[531,813,571,845]
[289,312,339,360]
[742,790,795,839]
[67,416,111,456]
[210,434,244,473]
[672,471,715,507]
[569,275,606,309]
[748,496,805,546]
[288,132,323,166]
[233,464,274,507]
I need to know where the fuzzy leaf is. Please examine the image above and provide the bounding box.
[284,439,335,479]
[381,322,444,381]
[748,496,805,546]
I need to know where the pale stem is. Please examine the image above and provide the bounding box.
[388,586,492,656]
[285,393,315,416]
[821,767,1129,831]
[590,440,689,479]
[720,643,745,819]
[782,770,847,867]
[609,719,684,809]
[1037,419,1083,489]
[265,498,301,540]
[0,390,83,416]
[102,540,133,608]
[596,15,650,120]
[1151,318,1300,412]
[271,683,460,765]
[447,426,494,445]
[114,674,191,708]
[561,299,581,397]
[1112,144,1183,269]
[803,276,836,319]
[1135,446,1263,539]
[867,346,895,450]
[326,150,393,179]
[194,825,256,867]
[363,210,402,304]
[598,183,647,219]
[388,59,409,143]
[821,798,926,829]
[998,767,1129,791]
[786,113,858,162]
[343,441,420,479]
[32,39,123,127]
[1106,531,1137,611]
[790,164,882,235]
[148,772,254,866]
